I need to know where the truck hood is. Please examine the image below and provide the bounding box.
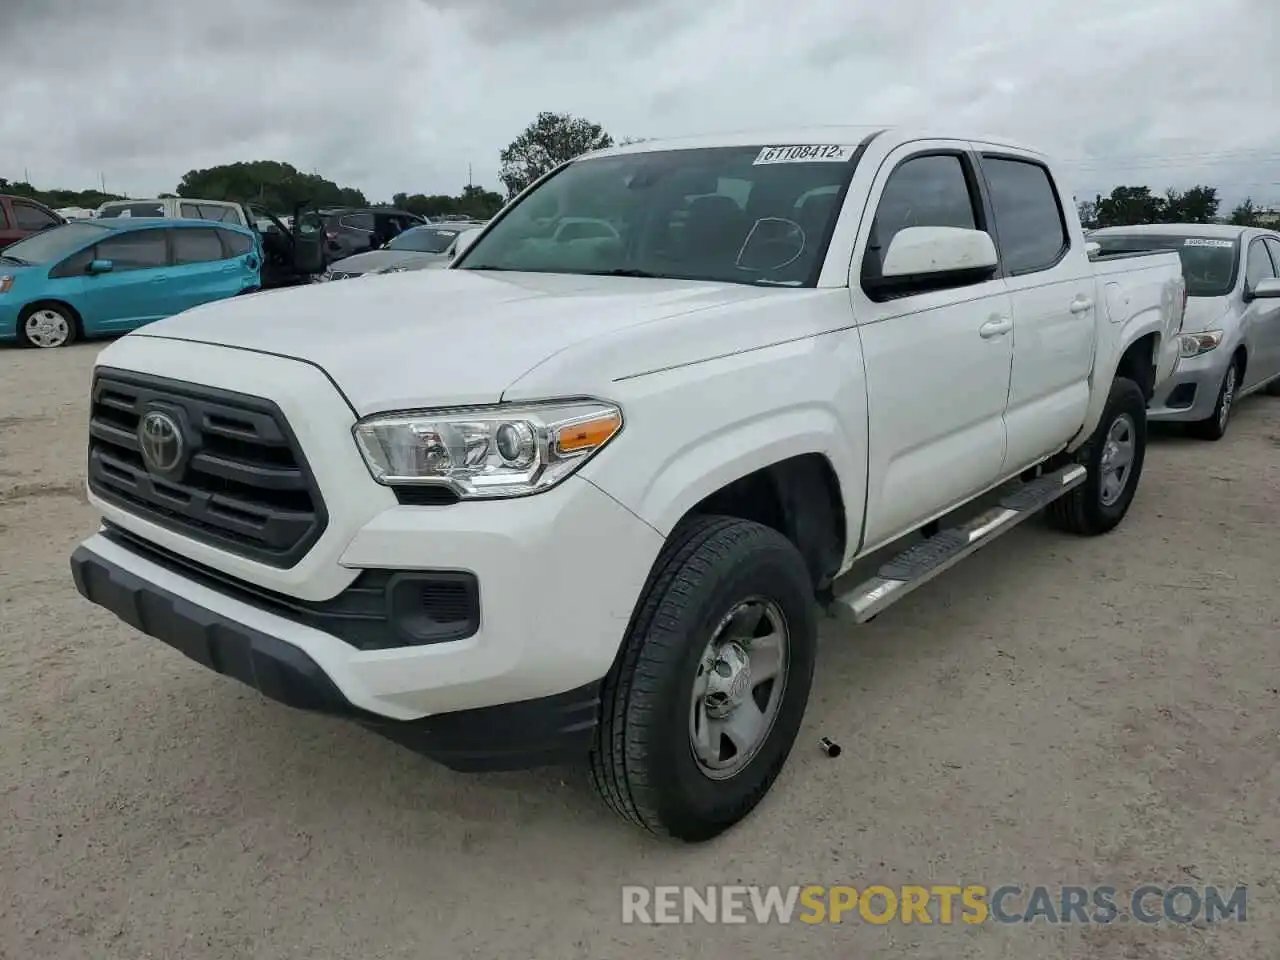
[131,269,783,414]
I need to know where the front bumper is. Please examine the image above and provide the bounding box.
[71,533,605,772]
[1147,347,1230,422]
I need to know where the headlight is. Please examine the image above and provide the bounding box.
[352,400,623,498]
[0,275,13,294]
[1179,330,1223,358]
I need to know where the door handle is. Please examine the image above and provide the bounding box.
[1070,296,1094,315]
[979,317,1012,339]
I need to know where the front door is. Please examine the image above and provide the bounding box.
[1244,237,1280,385]
[850,145,1014,551]
[976,151,1094,472]
[80,228,172,330]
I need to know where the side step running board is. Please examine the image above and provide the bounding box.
[831,464,1087,624]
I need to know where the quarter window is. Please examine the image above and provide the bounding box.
[96,230,169,271]
[981,156,1069,274]
[1263,238,1280,278]
[172,227,226,264]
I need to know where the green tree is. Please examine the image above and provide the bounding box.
[0,175,122,209]
[1229,198,1261,227]
[1094,186,1166,228]
[1076,199,1098,230]
[498,112,614,199]
[390,184,503,220]
[1163,185,1219,223]
[175,161,367,212]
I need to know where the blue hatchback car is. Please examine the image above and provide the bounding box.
[0,218,262,348]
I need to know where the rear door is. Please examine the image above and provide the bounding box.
[79,227,172,330]
[851,144,1015,550]
[976,150,1094,472]
[165,226,244,313]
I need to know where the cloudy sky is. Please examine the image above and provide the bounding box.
[4,0,1278,209]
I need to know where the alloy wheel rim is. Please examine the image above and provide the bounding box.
[1218,366,1236,431]
[1099,412,1136,507]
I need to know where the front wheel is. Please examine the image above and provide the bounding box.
[19,304,78,349]
[1189,359,1240,441]
[589,516,817,842]
[1046,376,1148,536]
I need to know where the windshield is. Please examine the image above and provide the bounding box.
[388,226,462,253]
[1094,234,1239,297]
[456,144,863,286]
[1,222,109,264]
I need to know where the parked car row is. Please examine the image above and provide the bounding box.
[1090,223,1280,439]
[320,220,486,279]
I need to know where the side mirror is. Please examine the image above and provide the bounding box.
[1085,241,1101,258]
[87,259,114,275]
[1248,277,1280,300]
[449,228,482,261]
[880,226,999,279]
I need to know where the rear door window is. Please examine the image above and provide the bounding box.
[218,229,255,257]
[171,227,226,264]
[13,202,61,231]
[980,156,1069,274]
[340,212,374,232]
[96,229,170,270]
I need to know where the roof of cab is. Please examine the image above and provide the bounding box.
[1089,223,1249,239]
[580,125,1045,161]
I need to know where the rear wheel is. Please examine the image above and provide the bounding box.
[1189,358,1240,441]
[19,304,78,349]
[1046,376,1147,536]
[589,516,817,842]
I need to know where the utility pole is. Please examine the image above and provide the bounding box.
[468,163,473,189]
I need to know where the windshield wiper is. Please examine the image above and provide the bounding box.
[581,268,659,278]
[0,255,29,265]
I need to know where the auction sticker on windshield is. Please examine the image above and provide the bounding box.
[754,145,856,164]
[1183,239,1234,247]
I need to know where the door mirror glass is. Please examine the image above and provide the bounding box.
[87,258,114,274]
[880,226,998,279]
[1249,277,1280,299]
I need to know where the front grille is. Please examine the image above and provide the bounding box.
[87,368,327,568]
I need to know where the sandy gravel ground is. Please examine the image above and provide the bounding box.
[1,341,1278,960]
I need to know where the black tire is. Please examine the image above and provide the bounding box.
[589,515,817,842]
[17,303,78,349]
[1188,357,1241,441]
[1046,376,1147,536]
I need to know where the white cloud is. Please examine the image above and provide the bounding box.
[3,0,1277,209]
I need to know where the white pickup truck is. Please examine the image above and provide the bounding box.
[70,127,1185,842]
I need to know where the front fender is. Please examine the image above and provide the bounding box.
[579,335,867,557]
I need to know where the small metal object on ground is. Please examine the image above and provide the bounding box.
[819,737,841,758]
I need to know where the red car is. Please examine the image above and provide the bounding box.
[0,195,65,249]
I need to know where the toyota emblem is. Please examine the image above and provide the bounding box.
[138,411,185,474]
